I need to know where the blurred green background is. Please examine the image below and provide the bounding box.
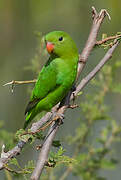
[0,0,121,179]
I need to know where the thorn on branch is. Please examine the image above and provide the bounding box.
[69,104,79,109]
[36,145,42,151]
[3,80,15,93]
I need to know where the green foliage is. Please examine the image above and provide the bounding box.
[15,129,36,143]
[48,147,76,167]
[15,129,44,144]
[52,140,61,147]
[96,32,121,49]
[6,158,35,179]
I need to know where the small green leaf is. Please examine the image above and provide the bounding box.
[9,158,19,167]
[102,33,107,39]
[100,159,118,169]
[77,91,83,96]
[52,140,61,147]
[24,160,35,172]
[15,129,35,143]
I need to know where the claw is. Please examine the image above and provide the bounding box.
[52,112,65,124]
[69,104,78,109]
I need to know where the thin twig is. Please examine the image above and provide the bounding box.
[4,166,19,174]
[3,80,37,93]
[96,34,121,45]
[3,80,37,86]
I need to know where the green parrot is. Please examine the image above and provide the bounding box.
[24,31,78,129]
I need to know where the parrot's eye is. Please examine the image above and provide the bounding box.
[58,37,63,41]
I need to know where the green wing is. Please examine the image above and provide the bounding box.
[25,58,60,115]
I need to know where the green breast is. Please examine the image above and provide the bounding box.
[55,57,78,89]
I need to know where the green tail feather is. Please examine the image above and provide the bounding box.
[23,112,33,129]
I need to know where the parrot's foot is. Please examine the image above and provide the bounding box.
[52,112,64,125]
[21,112,65,137]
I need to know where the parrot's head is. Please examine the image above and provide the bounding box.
[45,31,78,58]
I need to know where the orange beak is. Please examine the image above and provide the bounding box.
[46,42,54,53]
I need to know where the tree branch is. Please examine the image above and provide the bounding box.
[77,6,110,77]
[31,121,60,180]
[74,40,119,96]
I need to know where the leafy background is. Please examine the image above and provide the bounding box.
[0,0,121,179]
